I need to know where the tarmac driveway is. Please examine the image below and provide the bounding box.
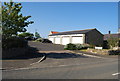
[2,41,68,70]
[2,42,118,79]
[2,41,118,71]
[28,41,64,51]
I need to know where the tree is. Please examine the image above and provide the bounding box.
[2,1,34,38]
[35,32,41,38]
[107,36,119,49]
[18,32,34,38]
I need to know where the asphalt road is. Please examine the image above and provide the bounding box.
[2,56,118,79]
[2,41,119,79]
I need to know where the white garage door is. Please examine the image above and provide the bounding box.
[62,37,70,45]
[55,37,61,44]
[49,37,54,43]
[72,36,83,44]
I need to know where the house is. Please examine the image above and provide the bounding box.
[104,34,120,40]
[48,28,103,46]
[103,30,120,49]
[103,31,120,48]
[49,31,59,35]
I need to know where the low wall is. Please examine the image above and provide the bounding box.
[2,47,28,59]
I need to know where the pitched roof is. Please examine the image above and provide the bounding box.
[104,33,120,40]
[49,28,96,36]
[51,31,59,34]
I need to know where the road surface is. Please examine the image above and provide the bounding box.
[2,41,119,79]
[2,55,118,79]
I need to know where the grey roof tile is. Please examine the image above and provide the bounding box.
[49,28,96,36]
[104,34,120,40]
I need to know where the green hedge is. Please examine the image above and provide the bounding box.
[108,50,120,55]
[35,38,43,42]
[64,43,77,50]
[2,37,28,49]
[64,43,91,50]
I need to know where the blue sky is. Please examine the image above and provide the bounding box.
[21,2,118,38]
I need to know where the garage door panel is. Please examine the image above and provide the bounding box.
[55,37,61,44]
[49,38,54,43]
[72,37,83,44]
[62,37,70,45]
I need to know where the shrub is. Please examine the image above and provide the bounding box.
[2,37,28,49]
[35,32,41,39]
[64,43,77,50]
[35,38,43,42]
[76,44,83,50]
[42,39,52,43]
[82,44,90,49]
[107,37,119,49]
[35,38,52,43]
[76,44,90,50]
[108,50,120,55]
[89,44,95,48]
[103,40,109,49]
[18,32,34,38]
[64,43,91,50]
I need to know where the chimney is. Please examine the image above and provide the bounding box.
[108,31,111,34]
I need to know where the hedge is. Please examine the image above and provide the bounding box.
[2,37,28,49]
[35,38,43,42]
[64,43,77,50]
[64,43,91,50]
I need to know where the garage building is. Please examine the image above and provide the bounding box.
[48,28,103,46]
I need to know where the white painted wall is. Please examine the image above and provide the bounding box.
[48,34,85,45]
[62,37,70,45]
[49,37,54,43]
[71,37,84,44]
[55,37,61,44]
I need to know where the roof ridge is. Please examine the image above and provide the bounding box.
[56,28,96,34]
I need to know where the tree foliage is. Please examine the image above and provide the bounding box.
[35,32,41,38]
[107,36,119,49]
[18,32,34,38]
[2,1,34,38]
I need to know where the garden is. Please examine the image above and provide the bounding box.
[64,37,120,55]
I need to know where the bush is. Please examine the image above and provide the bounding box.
[64,43,77,50]
[35,38,43,42]
[89,44,95,48]
[103,40,109,49]
[42,39,52,43]
[2,37,28,49]
[76,44,90,50]
[107,37,119,49]
[35,38,52,43]
[76,44,83,50]
[64,43,91,50]
[25,37,34,41]
[108,50,120,55]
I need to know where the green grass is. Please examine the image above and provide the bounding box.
[79,49,87,51]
